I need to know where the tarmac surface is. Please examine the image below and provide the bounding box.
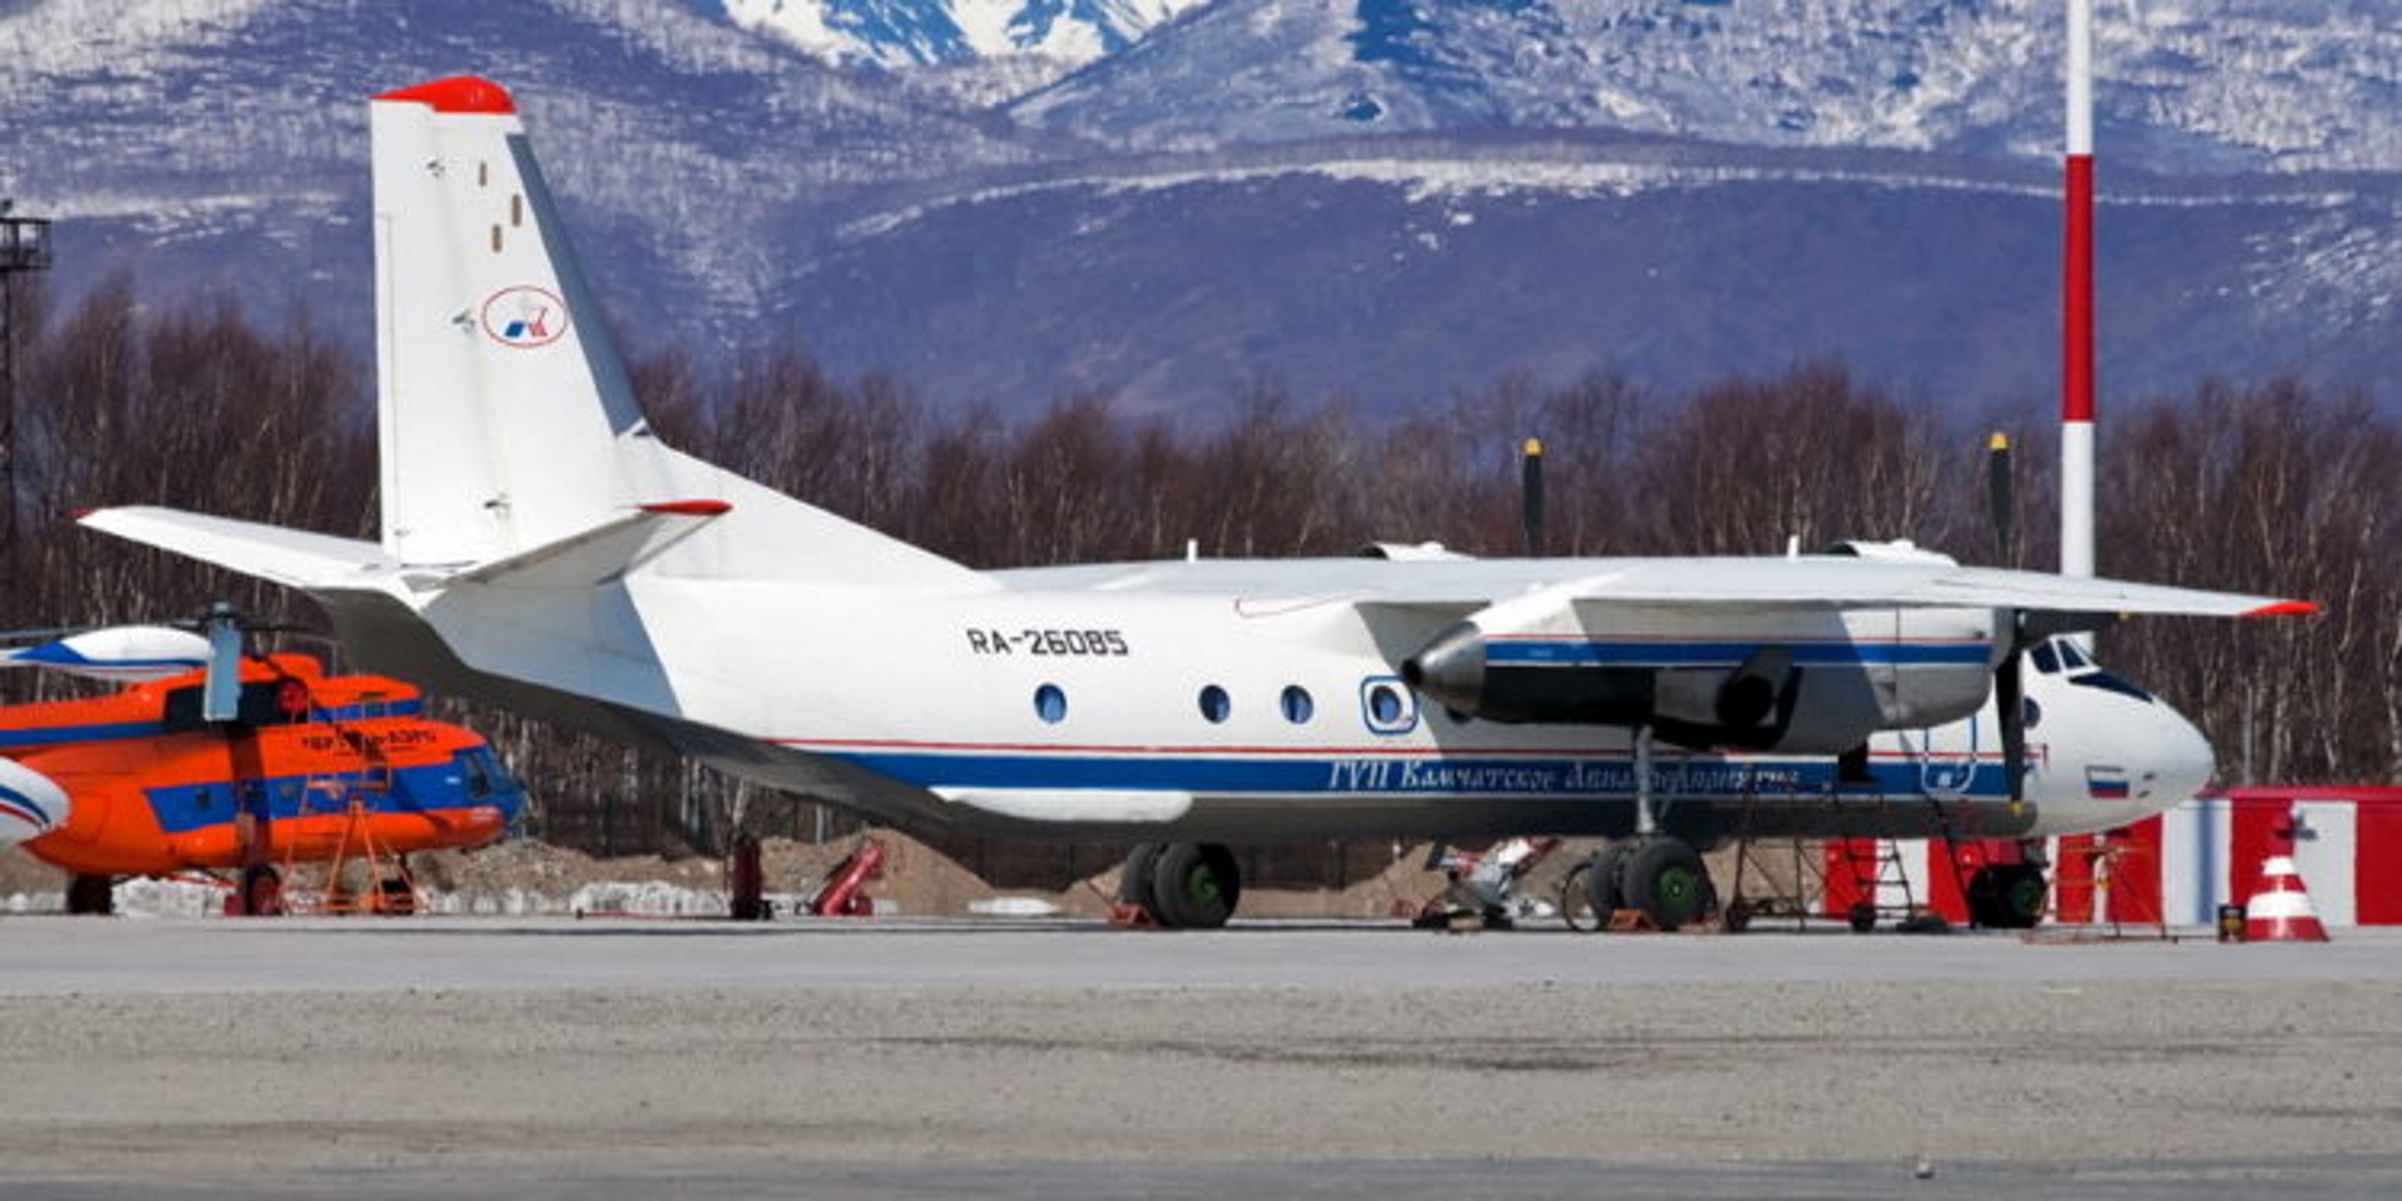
[5,916,2401,1199]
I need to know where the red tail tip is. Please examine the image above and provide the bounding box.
[640,500,732,517]
[374,77,517,115]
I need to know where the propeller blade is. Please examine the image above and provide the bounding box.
[1996,648,2027,805]
[1521,437,1545,557]
[0,626,210,682]
[1986,431,2017,569]
[201,603,243,723]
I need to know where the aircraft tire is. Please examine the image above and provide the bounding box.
[1580,841,1634,921]
[239,865,285,917]
[1118,843,1167,911]
[1966,864,2048,930]
[1620,837,1714,932]
[66,873,115,916]
[1560,860,1603,932]
[1147,842,1240,930]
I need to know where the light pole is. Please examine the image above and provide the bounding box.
[0,201,54,633]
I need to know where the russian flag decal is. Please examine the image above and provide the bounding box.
[2085,766,2132,800]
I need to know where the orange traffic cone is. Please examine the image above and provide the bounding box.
[2242,855,2330,942]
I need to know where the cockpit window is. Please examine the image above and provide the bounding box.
[2069,669,2155,704]
[2030,643,2061,675]
[2058,640,2092,670]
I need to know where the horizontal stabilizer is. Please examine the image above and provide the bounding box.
[77,507,395,589]
[455,501,730,589]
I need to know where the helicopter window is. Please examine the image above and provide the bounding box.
[2069,670,2155,704]
[161,680,313,732]
[2029,643,2061,675]
[460,749,496,799]
[459,747,523,799]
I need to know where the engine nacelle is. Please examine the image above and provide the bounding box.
[1401,601,2002,754]
[0,757,71,848]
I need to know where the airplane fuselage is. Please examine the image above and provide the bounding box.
[332,557,2208,849]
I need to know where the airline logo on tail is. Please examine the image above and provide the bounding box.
[482,286,567,348]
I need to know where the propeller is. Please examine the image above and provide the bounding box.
[0,603,316,724]
[1987,432,2029,805]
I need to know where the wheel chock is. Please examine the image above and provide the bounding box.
[1604,908,1658,933]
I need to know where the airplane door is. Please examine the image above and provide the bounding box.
[1902,714,1982,799]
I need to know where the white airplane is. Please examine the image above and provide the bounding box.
[81,77,2313,930]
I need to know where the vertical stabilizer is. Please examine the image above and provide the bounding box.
[368,78,979,591]
[372,77,665,567]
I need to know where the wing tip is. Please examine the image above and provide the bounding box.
[639,500,732,517]
[2245,600,2320,618]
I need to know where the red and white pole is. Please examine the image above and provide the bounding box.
[2061,0,2096,579]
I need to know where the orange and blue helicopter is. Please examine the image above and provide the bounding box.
[0,616,524,914]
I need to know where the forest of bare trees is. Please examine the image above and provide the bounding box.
[8,276,2394,854]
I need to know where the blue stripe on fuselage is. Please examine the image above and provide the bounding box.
[0,701,424,752]
[1484,640,1991,667]
[820,747,2005,802]
[141,754,520,835]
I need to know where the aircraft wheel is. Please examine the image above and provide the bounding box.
[1723,897,1754,934]
[1580,841,1633,920]
[1118,843,1166,912]
[375,876,418,916]
[1560,860,1603,932]
[66,873,115,916]
[1619,838,1714,932]
[238,865,285,917]
[1968,864,2048,929]
[1147,842,1240,930]
[1848,901,1879,933]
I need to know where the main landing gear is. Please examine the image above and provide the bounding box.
[66,873,115,916]
[1567,835,1719,932]
[1117,842,1242,929]
[1964,861,2048,929]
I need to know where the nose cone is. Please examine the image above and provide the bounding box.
[2141,699,2216,810]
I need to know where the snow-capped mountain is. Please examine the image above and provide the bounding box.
[3,0,2399,422]
[1013,0,2402,174]
[723,0,1208,71]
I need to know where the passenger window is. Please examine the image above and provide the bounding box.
[1199,685,1231,724]
[1280,686,1314,724]
[1034,684,1067,724]
[1360,677,1418,735]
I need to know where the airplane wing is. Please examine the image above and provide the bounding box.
[1334,554,2312,622]
[1549,557,2311,620]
